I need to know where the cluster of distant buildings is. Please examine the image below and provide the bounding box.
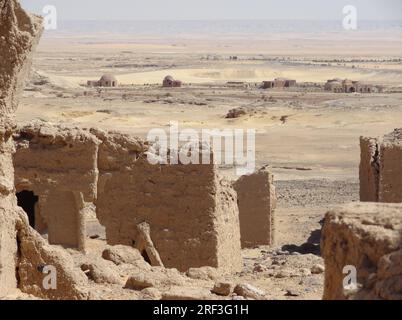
[85,74,383,94]
[86,74,182,88]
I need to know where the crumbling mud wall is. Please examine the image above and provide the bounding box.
[0,0,42,115]
[1,1,89,299]
[359,137,379,202]
[321,202,402,300]
[16,210,89,299]
[0,125,20,292]
[94,130,242,273]
[379,129,402,203]
[13,125,243,273]
[234,167,276,248]
[360,129,402,203]
[13,123,101,250]
[0,0,43,295]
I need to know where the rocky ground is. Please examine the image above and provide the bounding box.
[76,178,358,300]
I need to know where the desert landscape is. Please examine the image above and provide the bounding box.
[1,0,402,301]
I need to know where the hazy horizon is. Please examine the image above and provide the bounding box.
[21,0,402,21]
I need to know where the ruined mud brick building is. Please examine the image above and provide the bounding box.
[0,0,43,294]
[321,129,402,300]
[0,0,86,299]
[261,78,296,89]
[360,129,402,203]
[324,79,383,93]
[13,124,101,251]
[234,168,276,248]
[94,130,242,272]
[321,202,402,300]
[11,124,243,273]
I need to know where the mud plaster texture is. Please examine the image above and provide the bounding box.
[233,167,277,248]
[1,1,92,300]
[0,0,43,295]
[321,202,402,300]
[360,129,402,203]
[94,129,242,273]
[13,122,101,250]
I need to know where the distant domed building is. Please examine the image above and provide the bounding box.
[99,74,118,87]
[163,75,182,88]
[87,74,118,87]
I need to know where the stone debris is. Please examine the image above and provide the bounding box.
[80,259,124,285]
[311,264,325,274]
[225,107,247,119]
[125,268,187,291]
[161,286,215,300]
[186,267,220,281]
[102,245,144,266]
[233,283,266,300]
[211,281,235,296]
[133,222,164,267]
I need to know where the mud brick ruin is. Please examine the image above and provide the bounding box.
[360,129,402,203]
[11,122,243,273]
[261,78,296,89]
[234,167,276,248]
[0,0,43,294]
[320,130,402,300]
[94,129,242,272]
[321,202,402,300]
[13,124,100,251]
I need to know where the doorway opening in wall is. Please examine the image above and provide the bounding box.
[16,190,38,228]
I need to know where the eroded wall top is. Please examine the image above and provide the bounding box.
[0,0,42,115]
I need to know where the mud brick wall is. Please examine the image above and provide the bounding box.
[379,130,402,203]
[360,129,402,203]
[0,0,43,295]
[359,137,380,202]
[321,202,402,300]
[234,168,276,248]
[95,131,242,273]
[13,123,100,249]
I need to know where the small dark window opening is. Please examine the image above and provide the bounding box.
[16,190,38,228]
